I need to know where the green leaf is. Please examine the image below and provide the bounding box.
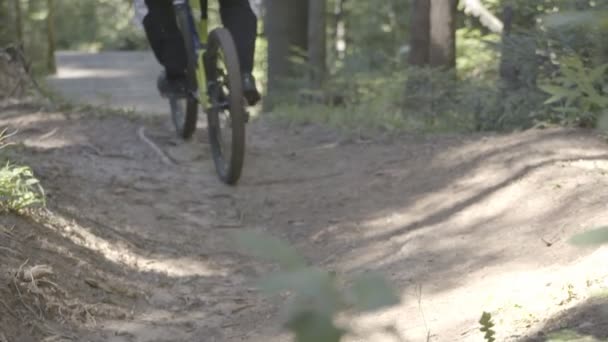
[544,95,564,105]
[24,178,39,186]
[479,312,496,342]
[348,272,400,312]
[538,85,572,98]
[590,64,608,82]
[570,227,608,246]
[258,268,333,297]
[543,11,596,28]
[232,231,306,270]
[286,311,345,342]
[543,10,608,30]
[259,268,343,317]
[479,312,494,327]
[556,106,579,114]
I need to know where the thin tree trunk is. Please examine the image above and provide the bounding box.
[429,0,458,69]
[265,0,308,102]
[308,0,326,86]
[408,0,430,66]
[0,2,9,45]
[46,0,56,73]
[499,5,517,88]
[14,0,23,47]
[334,0,346,60]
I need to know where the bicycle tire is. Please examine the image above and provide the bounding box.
[204,28,246,185]
[172,4,198,140]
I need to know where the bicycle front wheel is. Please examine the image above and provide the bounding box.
[204,28,246,185]
[172,4,199,139]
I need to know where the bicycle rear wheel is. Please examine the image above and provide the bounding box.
[172,4,199,139]
[204,28,246,185]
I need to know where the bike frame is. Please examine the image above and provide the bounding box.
[173,0,210,108]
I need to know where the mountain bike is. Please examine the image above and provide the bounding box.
[168,0,246,185]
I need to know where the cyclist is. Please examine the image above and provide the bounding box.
[135,0,261,106]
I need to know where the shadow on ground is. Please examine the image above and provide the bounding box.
[523,297,608,341]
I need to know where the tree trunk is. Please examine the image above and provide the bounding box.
[499,5,517,88]
[0,2,9,45]
[408,0,430,66]
[15,0,23,47]
[46,0,56,73]
[308,0,326,86]
[265,0,309,100]
[429,0,458,69]
[334,0,346,60]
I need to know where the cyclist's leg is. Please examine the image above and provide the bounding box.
[217,0,256,74]
[142,0,187,81]
[217,0,260,104]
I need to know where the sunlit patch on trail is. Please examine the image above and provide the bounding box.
[52,67,134,80]
[33,210,224,278]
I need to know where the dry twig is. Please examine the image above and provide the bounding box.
[0,246,19,256]
[416,284,432,342]
[137,126,174,166]
[18,265,54,283]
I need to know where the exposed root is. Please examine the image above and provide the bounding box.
[11,273,39,318]
[137,126,175,166]
[38,128,59,141]
[18,264,54,283]
[0,246,19,257]
[42,336,75,342]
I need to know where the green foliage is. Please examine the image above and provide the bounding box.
[543,11,608,31]
[477,87,549,131]
[542,10,608,68]
[1,0,148,74]
[233,231,401,342]
[271,0,608,133]
[456,28,500,80]
[53,0,148,51]
[539,55,608,127]
[270,66,495,133]
[479,312,496,342]
[0,131,45,212]
[233,230,306,271]
[484,5,608,130]
[0,162,45,212]
[347,272,400,312]
[331,0,409,73]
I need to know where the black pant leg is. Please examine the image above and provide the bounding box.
[143,0,188,78]
[218,0,257,73]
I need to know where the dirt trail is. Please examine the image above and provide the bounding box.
[2,51,608,342]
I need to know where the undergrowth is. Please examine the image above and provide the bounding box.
[233,230,402,342]
[267,66,547,134]
[0,129,45,213]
